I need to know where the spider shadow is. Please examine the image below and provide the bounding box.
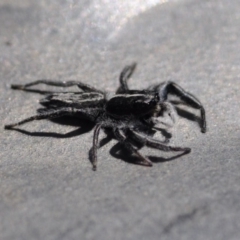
[148,151,190,163]
[8,111,186,168]
[110,143,144,165]
[11,116,95,138]
[170,101,203,129]
[108,141,189,166]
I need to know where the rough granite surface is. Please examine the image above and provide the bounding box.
[0,0,240,240]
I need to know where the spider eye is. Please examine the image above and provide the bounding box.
[149,93,159,105]
[155,93,160,101]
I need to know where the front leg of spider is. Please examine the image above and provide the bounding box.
[117,64,206,133]
[156,81,206,133]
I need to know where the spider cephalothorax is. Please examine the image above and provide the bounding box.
[5,63,206,170]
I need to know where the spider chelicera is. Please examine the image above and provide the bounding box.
[4,63,206,170]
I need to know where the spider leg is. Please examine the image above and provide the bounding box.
[4,107,75,129]
[156,81,206,133]
[113,128,153,166]
[117,63,137,93]
[11,80,103,93]
[90,123,102,171]
[129,130,191,153]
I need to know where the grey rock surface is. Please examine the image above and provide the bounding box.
[1,0,240,239]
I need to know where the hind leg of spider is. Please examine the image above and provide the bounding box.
[114,128,153,166]
[129,130,191,154]
[90,123,102,171]
[11,80,103,93]
[156,81,206,133]
[116,63,137,93]
[4,107,76,129]
[5,107,101,130]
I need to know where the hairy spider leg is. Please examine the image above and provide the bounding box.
[11,80,104,93]
[4,108,98,129]
[156,81,206,133]
[113,128,153,166]
[90,123,102,171]
[129,130,191,153]
[117,63,137,93]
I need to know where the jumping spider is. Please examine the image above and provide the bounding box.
[4,63,206,170]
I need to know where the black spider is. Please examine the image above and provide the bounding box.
[4,63,206,170]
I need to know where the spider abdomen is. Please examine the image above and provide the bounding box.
[40,92,105,108]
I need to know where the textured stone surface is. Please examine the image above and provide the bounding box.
[1,0,240,240]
